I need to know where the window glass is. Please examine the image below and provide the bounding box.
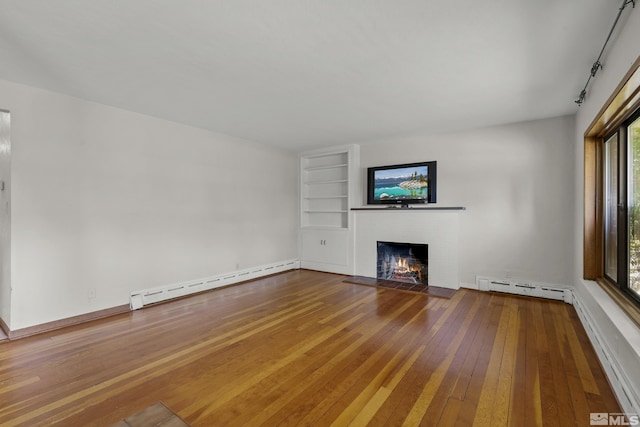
[628,115,640,297]
[605,134,618,281]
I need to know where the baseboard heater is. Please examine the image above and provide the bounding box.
[129,259,300,310]
[475,276,572,303]
[572,292,640,414]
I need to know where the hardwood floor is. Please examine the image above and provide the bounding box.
[0,270,621,426]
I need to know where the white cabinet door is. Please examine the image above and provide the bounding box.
[301,229,348,267]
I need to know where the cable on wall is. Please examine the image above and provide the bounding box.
[575,0,635,105]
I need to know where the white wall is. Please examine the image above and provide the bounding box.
[0,110,10,326]
[357,115,576,287]
[572,5,640,412]
[0,79,298,331]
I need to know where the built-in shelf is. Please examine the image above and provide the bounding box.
[299,145,360,275]
[302,225,347,230]
[305,179,348,185]
[304,195,348,199]
[301,149,354,229]
[304,163,348,171]
[351,207,466,211]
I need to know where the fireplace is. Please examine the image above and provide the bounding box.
[354,211,460,290]
[377,241,428,286]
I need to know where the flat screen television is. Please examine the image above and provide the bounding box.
[367,161,437,207]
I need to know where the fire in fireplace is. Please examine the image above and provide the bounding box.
[377,241,428,286]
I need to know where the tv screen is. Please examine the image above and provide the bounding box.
[367,161,437,206]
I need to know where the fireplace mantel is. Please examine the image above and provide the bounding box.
[353,210,461,289]
[351,206,465,211]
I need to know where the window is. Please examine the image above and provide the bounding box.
[584,56,640,321]
[627,113,640,300]
[603,111,640,305]
[604,133,618,282]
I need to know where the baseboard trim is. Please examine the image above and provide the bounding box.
[0,316,9,340]
[459,282,479,290]
[3,304,130,341]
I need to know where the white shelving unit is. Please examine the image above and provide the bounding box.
[301,152,349,228]
[299,145,359,274]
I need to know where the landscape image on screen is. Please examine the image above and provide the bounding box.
[373,166,429,201]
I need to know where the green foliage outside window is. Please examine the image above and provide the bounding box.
[629,119,640,296]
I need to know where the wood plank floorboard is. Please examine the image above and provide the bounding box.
[0,270,621,426]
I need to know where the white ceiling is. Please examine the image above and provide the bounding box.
[0,0,628,151]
